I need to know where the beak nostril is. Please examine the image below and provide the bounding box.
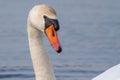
[52,29,55,37]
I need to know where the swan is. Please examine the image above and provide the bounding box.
[92,64,120,80]
[27,4,62,80]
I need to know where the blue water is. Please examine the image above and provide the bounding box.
[0,0,120,80]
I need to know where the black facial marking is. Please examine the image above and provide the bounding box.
[53,19,59,31]
[44,16,60,31]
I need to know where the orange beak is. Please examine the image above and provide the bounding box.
[45,24,62,53]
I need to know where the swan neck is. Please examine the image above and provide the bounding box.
[27,26,56,80]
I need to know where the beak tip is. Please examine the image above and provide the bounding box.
[56,46,62,53]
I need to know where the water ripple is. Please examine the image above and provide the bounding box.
[0,66,32,72]
[0,73,33,79]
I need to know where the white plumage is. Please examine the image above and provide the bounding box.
[92,64,120,80]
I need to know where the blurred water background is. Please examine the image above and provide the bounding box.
[0,0,120,80]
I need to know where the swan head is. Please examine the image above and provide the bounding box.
[28,4,62,53]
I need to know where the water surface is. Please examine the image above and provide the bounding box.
[0,0,120,80]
